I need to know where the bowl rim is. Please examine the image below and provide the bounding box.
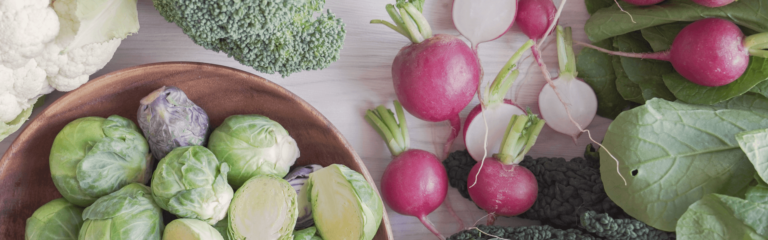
[0,61,393,239]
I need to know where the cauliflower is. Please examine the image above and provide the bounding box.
[0,0,137,139]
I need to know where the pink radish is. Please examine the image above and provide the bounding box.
[463,41,534,161]
[467,112,545,225]
[580,18,768,87]
[539,26,597,142]
[517,0,557,41]
[365,101,449,240]
[371,1,480,158]
[623,0,664,6]
[691,0,734,7]
[452,0,518,50]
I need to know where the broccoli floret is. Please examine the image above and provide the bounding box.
[447,224,602,240]
[443,145,627,229]
[152,0,346,77]
[580,211,675,240]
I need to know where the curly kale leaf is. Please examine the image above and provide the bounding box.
[443,150,475,200]
[153,0,346,77]
[447,224,602,240]
[580,211,675,240]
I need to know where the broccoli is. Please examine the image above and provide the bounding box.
[580,211,675,240]
[447,224,601,240]
[152,0,346,77]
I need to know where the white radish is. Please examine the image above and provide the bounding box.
[452,0,518,50]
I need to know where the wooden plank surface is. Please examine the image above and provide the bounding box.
[0,0,609,239]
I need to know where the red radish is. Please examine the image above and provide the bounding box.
[452,0,518,50]
[463,41,534,161]
[517,0,557,41]
[468,112,545,225]
[623,0,664,6]
[365,101,449,240]
[372,1,480,158]
[539,26,597,142]
[692,0,734,7]
[579,18,768,87]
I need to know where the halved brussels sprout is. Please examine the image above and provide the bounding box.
[208,115,300,188]
[228,175,297,240]
[50,115,151,207]
[151,146,233,224]
[293,226,323,240]
[138,86,209,160]
[163,219,224,240]
[25,198,83,240]
[79,183,163,240]
[307,164,383,240]
[284,165,323,230]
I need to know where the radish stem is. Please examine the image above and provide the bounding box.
[403,3,433,39]
[487,40,534,106]
[399,7,424,43]
[370,20,408,37]
[557,27,577,78]
[496,112,545,165]
[443,115,461,158]
[386,4,408,35]
[418,216,446,240]
[365,101,408,156]
[576,41,672,61]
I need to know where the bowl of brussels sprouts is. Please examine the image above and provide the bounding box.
[0,62,392,240]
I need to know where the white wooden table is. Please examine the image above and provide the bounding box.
[1,0,609,238]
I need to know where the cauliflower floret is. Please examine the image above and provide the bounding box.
[0,0,59,68]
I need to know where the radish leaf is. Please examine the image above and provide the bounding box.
[613,55,644,103]
[737,129,768,184]
[663,57,768,105]
[614,32,676,102]
[640,22,689,52]
[577,38,628,119]
[676,193,768,240]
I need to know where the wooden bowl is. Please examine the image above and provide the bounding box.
[0,62,393,239]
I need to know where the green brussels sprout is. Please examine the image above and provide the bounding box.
[307,164,383,240]
[228,175,297,240]
[79,183,163,240]
[163,219,224,240]
[25,198,84,240]
[293,226,322,240]
[208,115,300,188]
[138,86,210,160]
[212,218,230,240]
[50,115,151,207]
[151,146,233,224]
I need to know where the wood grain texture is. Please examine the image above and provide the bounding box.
[0,0,609,239]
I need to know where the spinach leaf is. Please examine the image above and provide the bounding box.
[577,38,627,119]
[614,32,676,102]
[585,0,616,15]
[613,55,644,103]
[640,22,688,52]
[737,129,768,185]
[585,0,768,42]
[600,96,768,231]
[676,193,768,240]
[663,57,768,105]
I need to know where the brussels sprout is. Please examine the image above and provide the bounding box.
[163,219,224,240]
[151,146,233,224]
[25,198,84,240]
[212,218,230,240]
[79,183,163,240]
[307,164,383,240]
[284,165,323,230]
[208,115,300,188]
[293,226,322,240]
[138,86,210,160]
[228,175,297,240]
[50,115,151,207]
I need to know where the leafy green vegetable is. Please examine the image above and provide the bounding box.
[64,0,140,52]
[600,96,768,231]
[152,0,346,77]
[585,0,768,42]
[614,32,676,102]
[50,115,150,207]
[213,218,230,240]
[163,218,225,240]
[676,193,768,240]
[737,129,768,182]
[663,57,768,105]
[25,198,84,240]
[577,38,627,119]
[228,175,297,240]
[584,0,616,15]
[151,146,233,225]
[580,211,675,240]
[293,226,322,240]
[0,97,43,142]
[447,224,599,240]
[640,22,688,52]
[80,183,163,240]
[749,81,768,98]
[613,55,644,103]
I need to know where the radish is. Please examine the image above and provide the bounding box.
[451,0,518,50]
[365,101,449,240]
[371,1,480,158]
[463,41,534,161]
[580,18,768,87]
[692,0,734,7]
[517,0,557,41]
[623,0,664,6]
[467,112,545,226]
[538,26,598,142]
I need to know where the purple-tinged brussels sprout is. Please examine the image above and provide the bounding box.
[138,86,209,160]
[285,164,323,230]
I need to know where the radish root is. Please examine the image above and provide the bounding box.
[418,215,446,240]
[468,107,490,189]
[442,197,466,231]
[613,0,637,24]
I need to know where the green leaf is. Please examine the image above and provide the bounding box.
[585,0,616,15]
[63,0,140,52]
[600,96,768,231]
[677,194,768,240]
[746,184,768,204]
[749,81,768,98]
[0,97,43,142]
[25,198,84,240]
[585,0,768,42]
[737,129,768,184]
[80,183,163,239]
[663,57,768,105]
[578,38,627,119]
[614,32,676,102]
[640,22,688,52]
[613,54,644,103]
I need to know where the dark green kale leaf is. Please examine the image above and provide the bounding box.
[580,211,676,240]
[447,224,601,240]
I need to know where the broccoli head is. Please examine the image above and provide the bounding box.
[580,211,675,240]
[447,224,601,240]
[152,0,346,77]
